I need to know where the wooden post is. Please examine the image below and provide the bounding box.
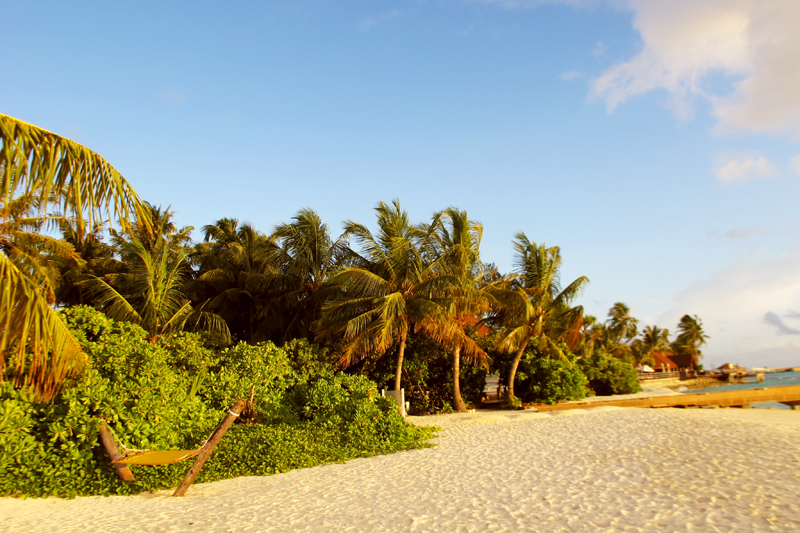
[99,422,135,482]
[173,399,246,497]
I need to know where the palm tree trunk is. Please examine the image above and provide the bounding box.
[506,335,531,399]
[452,343,468,413]
[394,331,407,391]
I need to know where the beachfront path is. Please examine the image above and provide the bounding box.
[2,407,799,532]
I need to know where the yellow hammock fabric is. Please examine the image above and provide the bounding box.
[113,448,202,465]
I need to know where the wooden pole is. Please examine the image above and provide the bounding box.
[99,422,135,482]
[173,398,246,497]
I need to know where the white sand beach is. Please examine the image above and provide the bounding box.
[2,407,799,533]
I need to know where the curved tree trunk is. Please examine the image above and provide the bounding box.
[452,343,468,413]
[394,331,407,391]
[506,334,532,399]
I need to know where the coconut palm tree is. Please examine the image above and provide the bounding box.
[270,208,352,341]
[315,200,445,391]
[53,220,120,307]
[633,325,671,367]
[1,113,150,399]
[192,218,279,343]
[416,208,495,412]
[603,302,638,359]
[671,314,709,367]
[82,213,229,344]
[493,234,589,399]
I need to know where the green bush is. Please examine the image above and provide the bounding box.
[514,347,588,405]
[579,351,642,396]
[0,306,436,498]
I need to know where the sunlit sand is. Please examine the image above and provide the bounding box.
[2,407,799,532]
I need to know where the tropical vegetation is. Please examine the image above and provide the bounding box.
[1,114,712,496]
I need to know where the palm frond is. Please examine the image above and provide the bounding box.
[0,253,85,400]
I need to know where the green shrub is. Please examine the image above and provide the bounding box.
[0,306,436,498]
[579,351,642,396]
[514,347,588,405]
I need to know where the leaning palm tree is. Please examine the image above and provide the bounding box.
[1,113,150,400]
[493,234,589,399]
[315,200,444,391]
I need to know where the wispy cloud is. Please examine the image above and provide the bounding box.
[163,90,187,105]
[359,10,401,30]
[559,70,584,81]
[786,310,800,320]
[764,312,800,335]
[722,227,762,240]
[592,40,607,58]
[713,151,776,184]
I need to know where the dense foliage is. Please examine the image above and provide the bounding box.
[494,345,588,405]
[0,307,435,498]
[578,351,642,396]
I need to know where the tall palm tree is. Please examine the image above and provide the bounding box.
[494,234,589,399]
[672,314,709,367]
[1,113,150,399]
[270,208,351,341]
[416,208,495,412]
[315,200,444,391]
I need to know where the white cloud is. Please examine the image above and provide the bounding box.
[713,152,776,184]
[591,0,800,136]
[791,154,800,176]
[659,248,800,368]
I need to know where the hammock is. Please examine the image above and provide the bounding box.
[113,448,203,465]
[102,411,234,466]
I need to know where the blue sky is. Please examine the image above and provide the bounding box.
[2,0,799,369]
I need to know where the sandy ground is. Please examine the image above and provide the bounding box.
[2,407,799,533]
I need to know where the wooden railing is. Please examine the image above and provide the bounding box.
[638,371,681,381]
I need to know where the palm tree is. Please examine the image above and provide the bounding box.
[315,200,445,391]
[53,220,121,307]
[83,222,229,344]
[634,325,671,367]
[1,113,150,399]
[192,218,278,343]
[671,314,709,367]
[493,234,589,399]
[416,208,494,412]
[604,302,638,359]
[270,208,351,341]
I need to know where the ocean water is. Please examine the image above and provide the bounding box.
[686,370,800,410]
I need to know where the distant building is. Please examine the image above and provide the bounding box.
[666,353,696,371]
[650,351,678,372]
[717,363,746,373]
